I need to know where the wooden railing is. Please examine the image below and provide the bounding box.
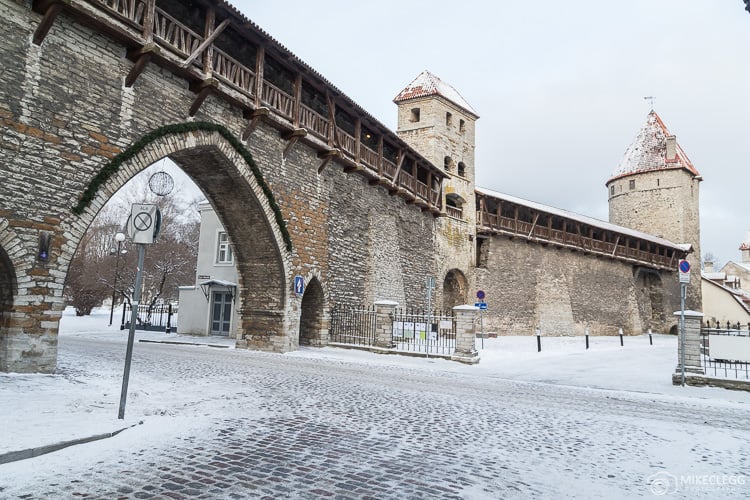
[83,0,444,213]
[360,145,379,170]
[300,105,329,140]
[446,206,462,219]
[101,0,146,27]
[213,48,255,96]
[261,81,294,118]
[153,8,203,60]
[335,129,356,155]
[477,211,673,268]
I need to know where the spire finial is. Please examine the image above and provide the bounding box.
[643,96,655,111]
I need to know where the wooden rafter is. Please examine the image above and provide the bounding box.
[188,78,218,116]
[125,43,160,87]
[317,149,339,174]
[181,18,231,68]
[242,107,270,140]
[281,128,307,158]
[32,0,64,46]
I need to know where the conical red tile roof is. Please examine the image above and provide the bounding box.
[608,111,700,183]
[394,70,479,118]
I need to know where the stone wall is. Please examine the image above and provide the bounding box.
[0,1,444,371]
[475,235,681,335]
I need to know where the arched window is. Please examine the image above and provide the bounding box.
[444,156,452,172]
[457,162,466,177]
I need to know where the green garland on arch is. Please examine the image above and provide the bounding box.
[71,121,292,252]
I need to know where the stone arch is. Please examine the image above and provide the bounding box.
[67,128,293,350]
[443,269,468,310]
[299,276,326,347]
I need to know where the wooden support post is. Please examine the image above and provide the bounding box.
[254,46,265,107]
[293,73,302,128]
[142,0,155,42]
[354,118,361,165]
[325,92,337,148]
[202,8,216,76]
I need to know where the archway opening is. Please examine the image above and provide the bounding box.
[443,269,468,311]
[0,246,17,329]
[299,277,324,346]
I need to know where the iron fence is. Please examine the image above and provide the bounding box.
[700,324,750,380]
[392,308,456,356]
[329,305,377,346]
[121,303,176,333]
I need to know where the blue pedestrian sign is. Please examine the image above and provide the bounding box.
[474,302,488,310]
[294,275,304,295]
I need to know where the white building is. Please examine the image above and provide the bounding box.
[177,202,238,336]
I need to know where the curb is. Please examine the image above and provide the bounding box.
[0,423,139,465]
[138,339,230,348]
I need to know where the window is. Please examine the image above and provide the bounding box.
[216,232,233,264]
[629,179,636,190]
[446,112,453,126]
[444,156,452,172]
[458,162,466,177]
[459,119,465,132]
[410,108,420,122]
[610,185,615,196]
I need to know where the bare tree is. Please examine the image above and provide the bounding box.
[65,161,202,316]
[702,251,722,272]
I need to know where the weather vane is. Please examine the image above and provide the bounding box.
[643,96,655,111]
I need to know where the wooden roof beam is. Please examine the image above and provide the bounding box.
[125,43,160,88]
[32,0,65,46]
[181,18,231,68]
[281,128,307,159]
[242,107,270,140]
[188,78,218,117]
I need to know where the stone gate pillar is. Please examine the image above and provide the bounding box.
[373,300,397,349]
[672,310,704,385]
[452,305,479,364]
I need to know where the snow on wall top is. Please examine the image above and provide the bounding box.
[393,70,479,118]
[608,111,700,183]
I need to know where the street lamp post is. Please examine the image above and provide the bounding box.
[109,232,126,326]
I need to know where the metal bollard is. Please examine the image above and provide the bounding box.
[648,328,653,345]
[619,327,624,347]
[585,327,590,350]
[536,327,541,352]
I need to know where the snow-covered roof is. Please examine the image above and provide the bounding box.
[608,111,700,183]
[393,71,479,118]
[476,186,691,252]
[200,279,237,287]
[703,272,727,281]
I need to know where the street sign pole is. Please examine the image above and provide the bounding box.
[680,282,686,387]
[677,259,690,387]
[426,277,435,358]
[118,243,145,419]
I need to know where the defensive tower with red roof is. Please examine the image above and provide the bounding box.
[606,110,702,310]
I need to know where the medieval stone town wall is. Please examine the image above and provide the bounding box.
[0,1,442,370]
[475,235,681,336]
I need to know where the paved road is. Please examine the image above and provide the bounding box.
[2,336,750,499]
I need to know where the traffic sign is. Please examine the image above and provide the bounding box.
[477,290,485,300]
[678,259,691,284]
[474,302,488,310]
[294,275,304,295]
[128,203,160,244]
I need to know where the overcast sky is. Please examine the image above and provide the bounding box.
[219,1,750,267]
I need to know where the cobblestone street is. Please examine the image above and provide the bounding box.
[2,334,750,499]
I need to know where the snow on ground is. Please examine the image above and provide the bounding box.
[2,307,750,459]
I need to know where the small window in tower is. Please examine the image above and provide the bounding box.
[444,156,452,172]
[446,112,453,126]
[459,119,465,132]
[629,179,636,190]
[458,162,466,177]
[610,185,615,196]
[657,178,660,187]
[410,108,420,122]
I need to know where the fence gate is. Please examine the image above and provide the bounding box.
[121,303,176,333]
[329,305,376,346]
[701,321,750,380]
[392,308,456,356]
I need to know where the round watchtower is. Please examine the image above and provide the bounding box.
[607,111,702,310]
